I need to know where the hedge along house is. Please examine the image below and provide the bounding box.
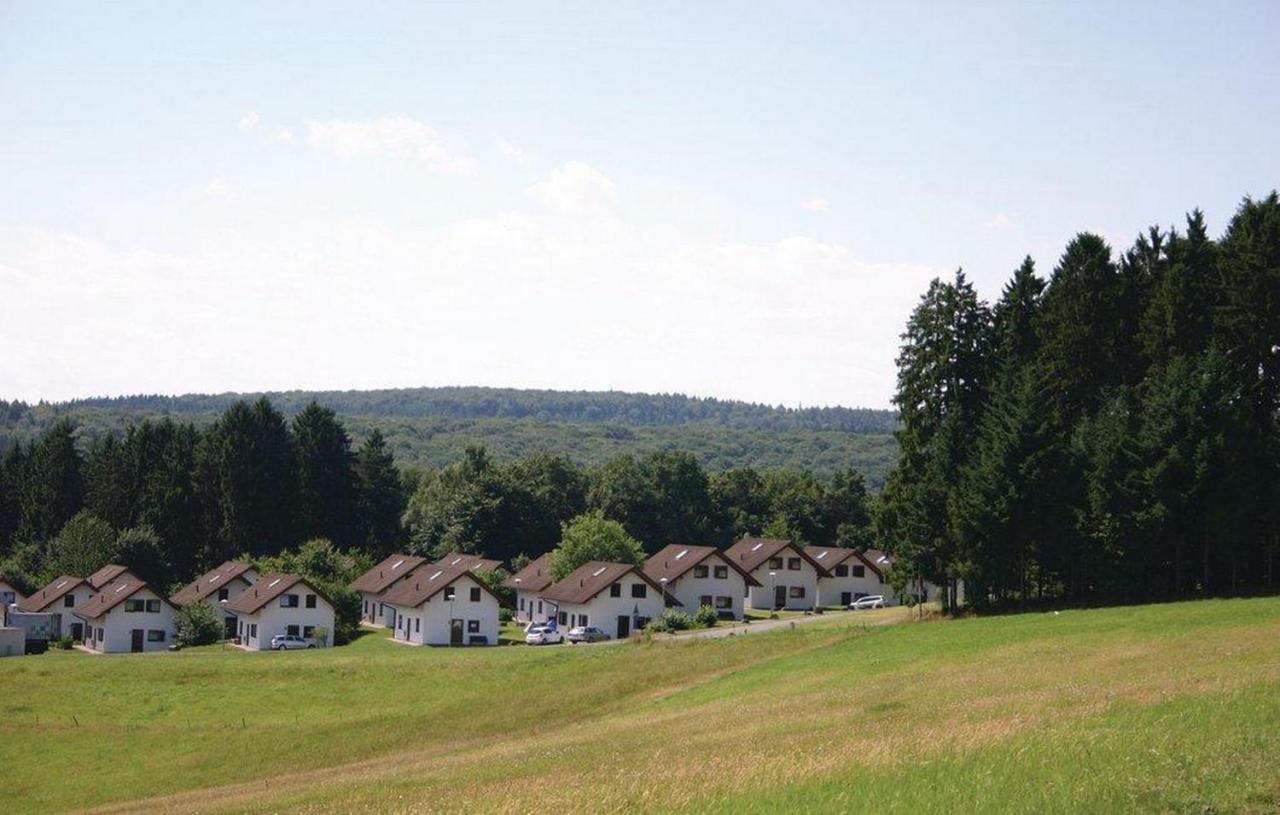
[226,573,335,650]
[350,553,427,628]
[807,546,884,607]
[380,559,501,646]
[170,561,259,639]
[502,553,555,624]
[724,537,826,611]
[75,577,178,654]
[17,576,97,640]
[643,544,759,620]
[539,561,673,640]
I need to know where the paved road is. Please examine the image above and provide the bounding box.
[561,606,906,648]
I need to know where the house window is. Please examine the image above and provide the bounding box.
[125,599,145,612]
[444,586,455,601]
[610,583,621,598]
[579,614,588,626]
[280,594,299,608]
[519,597,525,610]
[414,618,420,633]
[787,558,801,571]
[693,565,709,578]
[468,620,480,633]
[852,565,865,577]
[789,586,805,598]
[537,601,543,613]
[218,588,229,601]
[631,583,647,599]
[305,594,317,609]
[768,557,783,569]
[287,625,300,636]
[146,599,161,613]
[558,611,567,625]
[835,565,849,577]
[97,627,104,640]
[469,587,481,602]
[715,595,732,609]
[147,629,165,642]
[304,625,316,638]
[239,621,244,637]
[249,624,257,638]
[713,565,728,579]
[64,594,75,608]
[700,595,712,607]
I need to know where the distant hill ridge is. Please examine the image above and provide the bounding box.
[47,386,898,433]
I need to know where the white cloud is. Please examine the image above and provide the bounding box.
[802,197,830,212]
[0,210,934,407]
[529,161,618,216]
[985,213,1012,231]
[237,111,260,132]
[497,138,527,165]
[306,117,475,174]
[203,178,234,200]
[275,127,295,143]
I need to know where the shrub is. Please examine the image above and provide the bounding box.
[645,610,695,633]
[311,626,330,647]
[175,601,224,647]
[693,605,719,628]
[55,634,75,650]
[499,607,513,623]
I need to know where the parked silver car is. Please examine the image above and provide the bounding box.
[849,595,886,610]
[270,634,315,650]
[567,625,609,644]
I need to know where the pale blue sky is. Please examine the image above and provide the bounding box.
[2,2,1277,407]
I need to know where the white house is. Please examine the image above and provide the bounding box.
[75,577,178,653]
[17,575,97,641]
[226,573,336,650]
[724,537,826,611]
[502,552,554,624]
[808,546,885,607]
[539,561,671,640]
[170,561,259,639]
[381,559,501,646]
[861,549,961,606]
[350,553,427,628]
[0,575,25,611]
[643,544,759,620]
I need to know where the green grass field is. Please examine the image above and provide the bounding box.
[2,598,1278,813]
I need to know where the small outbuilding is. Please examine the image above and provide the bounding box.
[226,573,336,650]
[75,577,178,653]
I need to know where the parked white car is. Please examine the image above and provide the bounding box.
[270,634,315,650]
[525,625,564,645]
[849,595,886,610]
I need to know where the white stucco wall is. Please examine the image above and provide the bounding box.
[545,575,665,639]
[81,588,176,653]
[666,554,746,619]
[51,587,97,640]
[816,562,884,607]
[514,590,549,624]
[236,589,335,650]
[388,575,500,646]
[745,551,819,610]
[196,576,254,634]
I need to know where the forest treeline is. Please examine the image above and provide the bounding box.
[0,390,898,482]
[879,194,1280,610]
[0,399,873,596]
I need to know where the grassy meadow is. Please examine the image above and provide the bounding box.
[2,598,1278,813]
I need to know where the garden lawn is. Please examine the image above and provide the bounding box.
[1,598,1278,813]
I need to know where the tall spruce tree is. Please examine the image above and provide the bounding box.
[293,403,357,548]
[353,429,405,557]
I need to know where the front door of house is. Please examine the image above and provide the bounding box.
[840,592,851,606]
[616,615,630,639]
[450,619,464,645]
[774,585,787,608]
[130,629,144,652]
[70,622,83,641]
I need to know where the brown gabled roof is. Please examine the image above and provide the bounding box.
[724,537,828,575]
[170,561,255,607]
[17,575,87,612]
[861,549,894,572]
[225,573,330,615]
[381,559,502,609]
[540,561,674,606]
[431,553,503,574]
[501,552,554,592]
[74,577,172,621]
[643,545,761,587]
[349,553,428,594]
[87,564,136,590]
[0,575,25,600]
[806,546,883,580]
